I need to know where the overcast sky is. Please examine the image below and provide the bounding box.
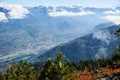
[0,0,120,7]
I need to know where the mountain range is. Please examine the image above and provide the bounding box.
[0,3,120,63]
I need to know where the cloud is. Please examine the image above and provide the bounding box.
[0,3,29,19]
[48,10,95,17]
[0,12,7,22]
[102,15,120,24]
[104,9,120,14]
[93,30,111,44]
[8,5,29,19]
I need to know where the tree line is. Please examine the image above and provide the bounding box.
[0,50,119,80]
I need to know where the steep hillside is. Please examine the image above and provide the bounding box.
[35,25,120,62]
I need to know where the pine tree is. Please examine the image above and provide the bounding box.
[0,71,5,80]
[57,52,63,69]
[112,48,120,61]
[115,28,120,37]
[111,27,120,67]
[6,60,36,80]
[39,58,55,80]
[39,52,72,80]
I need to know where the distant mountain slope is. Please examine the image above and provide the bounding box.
[93,22,114,31]
[0,3,120,63]
[0,4,112,62]
[35,25,120,62]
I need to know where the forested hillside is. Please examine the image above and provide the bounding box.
[35,25,120,62]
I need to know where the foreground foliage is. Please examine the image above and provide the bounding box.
[6,60,36,80]
[0,51,119,80]
[39,52,72,80]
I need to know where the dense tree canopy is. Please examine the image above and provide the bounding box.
[112,28,120,64]
[6,60,36,80]
[39,52,72,80]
